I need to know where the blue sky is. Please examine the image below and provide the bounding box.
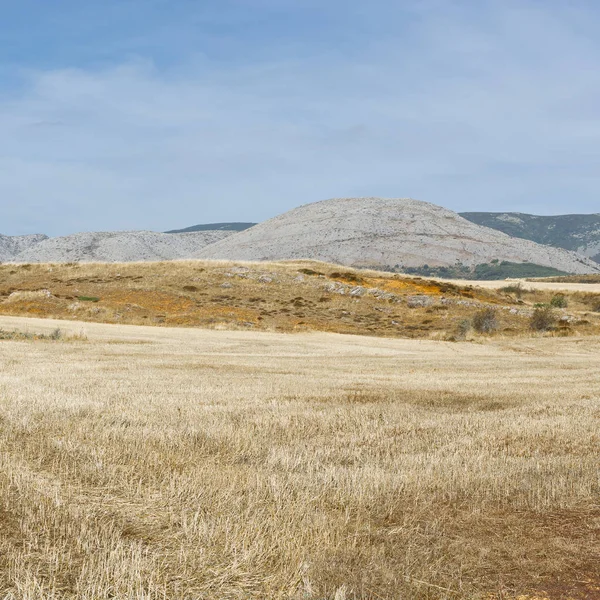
[1,0,600,235]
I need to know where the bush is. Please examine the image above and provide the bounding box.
[472,308,498,333]
[49,328,63,340]
[550,294,568,308]
[499,283,524,298]
[530,306,557,331]
[455,319,472,340]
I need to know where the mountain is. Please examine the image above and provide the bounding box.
[165,222,256,234]
[14,230,231,263]
[0,234,48,262]
[460,212,600,263]
[196,197,600,275]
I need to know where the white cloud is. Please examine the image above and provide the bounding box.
[1,1,600,235]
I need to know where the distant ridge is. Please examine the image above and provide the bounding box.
[197,197,600,275]
[13,230,231,263]
[0,233,48,261]
[461,212,600,263]
[165,222,256,234]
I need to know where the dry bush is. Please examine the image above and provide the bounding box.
[451,318,472,341]
[472,307,498,333]
[499,283,526,298]
[530,305,557,331]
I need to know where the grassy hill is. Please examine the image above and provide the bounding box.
[461,212,600,263]
[1,260,599,339]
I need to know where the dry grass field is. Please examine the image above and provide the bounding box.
[1,260,600,339]
[0,315,598,599]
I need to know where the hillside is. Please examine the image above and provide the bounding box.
[13,230,231,263]
[461,212,600,263]
[197,197,600,275]
[0,233,48,262]
[1,259,599,339]
[165,222,256,234]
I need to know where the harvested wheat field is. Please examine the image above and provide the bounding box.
[0,315,598,599]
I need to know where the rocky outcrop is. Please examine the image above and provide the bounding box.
[196,197,600,274]
[13,230,232,263]
[0,234,48,262]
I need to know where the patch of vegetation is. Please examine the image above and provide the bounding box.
[394,261,568,280]
[329,271,364,284]
[298,268,323,276]
[77,296,101,302]
[550,294,568,308]
[472,308,499,333]
[454,319,472,340]
[0,328,68,341]
[499,283,527,298]
[530,306,557,331]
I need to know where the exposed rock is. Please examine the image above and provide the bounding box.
[13,230,231,263]
[196,197,600,275]
[0,234,48,261]
[407,295,435,308]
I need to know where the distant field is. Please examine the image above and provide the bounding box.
[1,260,600,339]
[0,316,598,599]
[444,277,600,293]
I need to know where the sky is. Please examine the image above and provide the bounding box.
[1,0,600,236]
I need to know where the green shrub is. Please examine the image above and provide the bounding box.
[550,294,568,308]
[530,306,557,331]
[78,296,100,302]
[472,308,498,333]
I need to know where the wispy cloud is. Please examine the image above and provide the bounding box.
[1,1,600,235]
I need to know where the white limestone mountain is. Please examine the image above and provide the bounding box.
[196,197,600,274]
[0,234,48,262]
[13,230,232,263]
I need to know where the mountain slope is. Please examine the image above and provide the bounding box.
[196,197,600,275]
[14,230,231,263]
[165,222,256,234]
[460,212,600,263]
[0,234,48,262]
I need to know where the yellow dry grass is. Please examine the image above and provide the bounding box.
[1,260,600,339]
[0,315,598,600]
